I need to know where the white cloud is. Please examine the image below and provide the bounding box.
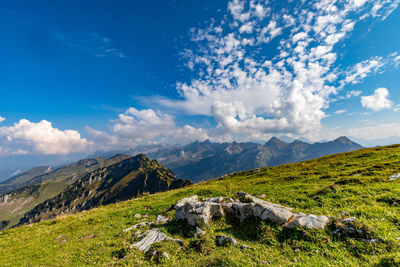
[0,119,91,155]
[348,122,400,141]
[361,88,393,111]
[334,110,347,115]
[0,117,5,123]
[155,0,399,142]
[88,107,209,148]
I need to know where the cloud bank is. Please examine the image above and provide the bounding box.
[0,119,91,155]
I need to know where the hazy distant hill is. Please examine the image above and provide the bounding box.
[17,154,190,226]
[92,136,364,182]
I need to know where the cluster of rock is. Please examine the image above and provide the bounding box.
[175,192,330,230]
[127,191,382,260]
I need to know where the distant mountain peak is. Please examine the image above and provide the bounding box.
[265,136,287,146]
[335,136,352,143]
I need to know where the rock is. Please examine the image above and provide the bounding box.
[156,215,169,224]
[175,196,224,226]
[162,252,170,260]
[130,229,183,252]
[205,197,224,203]
[134,214,142,218]
[216,235,237,246]
[285,214,330,230]
[389,173,400,181]
[260,194,266,198]
[240,244,254,250]
[194,227,206,237]
[226,198,234,202]
[123,221,155,232]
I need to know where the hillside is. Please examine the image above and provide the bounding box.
[0,165,50,194]
[0,145,399,266]
[0,154,131,230]
[93,136,364,182]
[16,154,191,226]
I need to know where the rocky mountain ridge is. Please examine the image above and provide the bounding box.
[17,154,190,226]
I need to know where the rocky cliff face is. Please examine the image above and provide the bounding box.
[17,154,191,226]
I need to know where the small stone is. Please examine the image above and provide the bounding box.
[134,214,142,218]
[240,244,254,250]
[194,227,206,237]
[389,173,400,181]
[123,221,155,232]
[226,198,234,202]
[156,215,169,224]
[162,252,170,260]
[260,194,266,198]
[216,235,237,246]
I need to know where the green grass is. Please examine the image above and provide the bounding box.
[1,145,400,266]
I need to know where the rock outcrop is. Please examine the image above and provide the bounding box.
[174,192,330,230]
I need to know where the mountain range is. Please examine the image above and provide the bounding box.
[92,136,364,182]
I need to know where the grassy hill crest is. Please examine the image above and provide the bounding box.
[1,145,400,266]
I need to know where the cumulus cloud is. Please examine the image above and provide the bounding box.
[361,88,393,111]
[0,119,91,155]
[157,0,399,141]
[88,107,209,148]
[0,116,5,123]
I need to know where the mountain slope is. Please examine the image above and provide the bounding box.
[17,154,191,226]
[1,145,399,266]
[0,166,50,194]
[0,154,131,230]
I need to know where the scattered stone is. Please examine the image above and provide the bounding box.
[156,215,169,224]
[260,194,266,198]
[81,234,97,241]
[162,252,170,260]
[226,198,234,202]
[389,173,400,181]
[194,227,206,237]
[134,214,142,218]
[396,237,400,241]
[240,244,254,250]
[130,229,183,252]
[123,221,155,232]
[55,235,68,243]
[216,235,237,246]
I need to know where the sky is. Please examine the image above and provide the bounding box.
[1,0,400,176]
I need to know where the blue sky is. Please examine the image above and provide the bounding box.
[1,0,400,175]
